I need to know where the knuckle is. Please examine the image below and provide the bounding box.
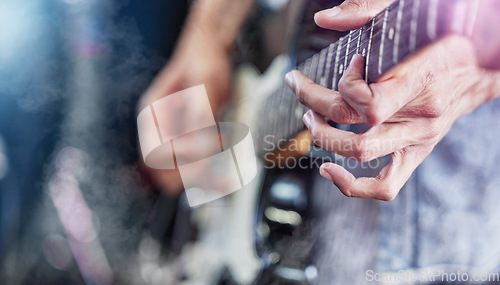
[420,119,441,141]
[352,135,375,162]
[309,125,322,145]
[328,102,356,124]
[295,78,314,105]
[424,97,446,118]
[295,84,305,103]
[340,185,355,198]
[375,183,398,201]
[345,0,369,10]
[337,76,352,95]
[364,104,384,126]
[417,71,446,119]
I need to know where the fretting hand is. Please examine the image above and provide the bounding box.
[286,0,500,201]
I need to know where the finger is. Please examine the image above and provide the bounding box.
[303,110,414,162]
[314,0,392,31]
[139,67,184,111]
[338,54,417,125]
[285,70,362,124]
[319,144,433,201]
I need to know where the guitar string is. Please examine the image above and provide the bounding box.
[332,11,398,55]
[266,0,434,144]
[315,0,432,74]
[278,0,466,146]
[277,8,410,142]
[318,13,414,90]
[326,0,413,57]
[283,5,423,138]
[292,3,408,97]
[329,0,445,64]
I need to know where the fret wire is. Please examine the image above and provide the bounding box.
[345,17,416,83]
[379,8,390,75]
[332,37,343,91]
[292,56,314,136]
[363,13,414,46]
[324,43,335,88]
[356,28,363,54]
[328,1,413,55]
[286,87,296,139]
[365,17,375,83]
[261,92,273,149]
[427,0,439,39]
[358,0,419,64]
[282,68,294,139]
[283,90,293,141]
[362,17,414,60]
[394,0,406,63]
[278,92,292,138]
[343,31,354,76]
[368,9,416,48]
[290,64,305,137]
[270,85,284,146]
[288,89,298,138]
[327,21,381,57]
[323,2,410,70]
[300,0,430,85]
[302,0,416,64]
[262,77,278,137]
[332,13,415,85]
[299,58,312,132]
[309,54,320,82]
[289,87,302,129]
[276,69,289,142]
[410,0,421,51]
[261,0,459,149]
[317,48,328,87]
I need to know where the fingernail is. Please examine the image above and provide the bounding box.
[320,165,333,181]
[303,110,312,128]
[285,71,295,90]
[325,6,341,17]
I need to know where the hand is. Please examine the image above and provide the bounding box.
[138,21,232,195]
[286,0,500,201]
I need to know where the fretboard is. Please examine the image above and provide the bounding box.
[257,0,479,154]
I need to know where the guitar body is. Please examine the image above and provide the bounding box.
[172,3,309,284]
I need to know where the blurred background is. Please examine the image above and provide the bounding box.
[0,0,340,283]
[0,0,194,283]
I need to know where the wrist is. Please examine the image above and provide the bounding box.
[485,71,500,102]
[456,69,499,119]
[183,0,254,53]
[181,18,233,55]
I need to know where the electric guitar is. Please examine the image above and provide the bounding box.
[241,0,498,283]
[170,0,500,283]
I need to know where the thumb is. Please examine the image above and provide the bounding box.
[314,0,392,31]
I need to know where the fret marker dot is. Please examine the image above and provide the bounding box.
[339,64,344,74]
[389,28,395,40]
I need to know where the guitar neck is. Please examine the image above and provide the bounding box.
[257,0,480,154]
[299,0,479,86]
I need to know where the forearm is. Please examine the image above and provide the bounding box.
[183,0,255,51]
